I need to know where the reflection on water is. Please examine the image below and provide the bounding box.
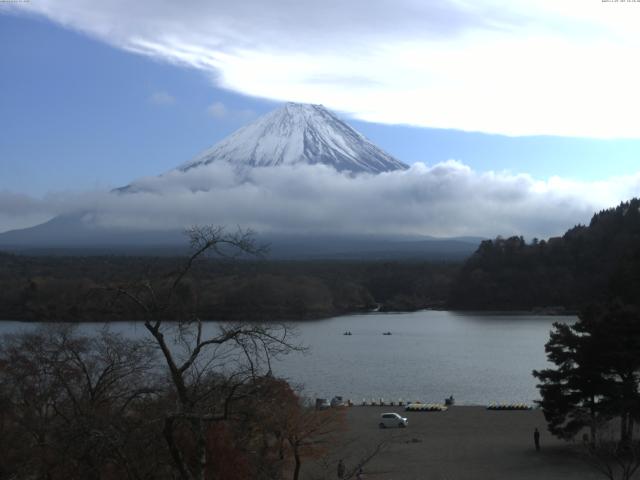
[0,310,574,405]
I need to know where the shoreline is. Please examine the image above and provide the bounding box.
[0,307,578,323]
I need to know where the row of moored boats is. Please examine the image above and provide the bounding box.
[343,331,392,335]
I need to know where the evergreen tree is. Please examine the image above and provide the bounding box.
[583,305,640,445]
[533,319,608,442]
[534,304,640,445]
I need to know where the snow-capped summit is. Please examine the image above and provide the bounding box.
[181,103,408,174]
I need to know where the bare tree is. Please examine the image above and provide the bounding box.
[307,433,393,480]
[583,425,640,480]
[270,397,346,480]
[110,226,302,480]
[0,325,162,480]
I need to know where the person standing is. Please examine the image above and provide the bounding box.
[534,427,540,451]
[337,459,345,479]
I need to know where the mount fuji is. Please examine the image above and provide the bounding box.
[0,103,480,258]
[116,102,407,195]
[180,103,408,174]
[179,103,408,173]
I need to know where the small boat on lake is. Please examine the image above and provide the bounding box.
[382,331,392,335]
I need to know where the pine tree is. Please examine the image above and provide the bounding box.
[534,318,608,442]
[534,304,640,445]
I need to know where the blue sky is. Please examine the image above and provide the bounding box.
[1,2,640,238]
[0,14,275,195]
[2,12,640,197]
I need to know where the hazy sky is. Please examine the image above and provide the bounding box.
[1,2,640,237]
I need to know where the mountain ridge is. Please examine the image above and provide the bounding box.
[179,103,408,174]
[0,215,481,260]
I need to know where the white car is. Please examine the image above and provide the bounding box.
[379,412,408,428]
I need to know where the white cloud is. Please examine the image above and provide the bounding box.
[2,162,640,238]
[11,0,640,137]
[206,101,256,122]
[0,192,53,234]
[206,101,227,118]
[149,91,176,105]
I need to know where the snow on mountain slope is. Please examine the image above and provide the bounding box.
[181,103,408,174]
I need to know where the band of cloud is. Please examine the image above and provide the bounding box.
[2,161,639,238]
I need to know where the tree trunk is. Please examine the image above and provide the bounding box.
[590,401,598,446]
[191,417,207,480]
[163,417,193,480]
[292,446,301,480]
[620,412,632,449]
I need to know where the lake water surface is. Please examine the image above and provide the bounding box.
[0,310,573,405]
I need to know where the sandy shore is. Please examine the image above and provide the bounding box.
[306,406,602,480]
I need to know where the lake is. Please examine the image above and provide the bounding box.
[0,310,572,406]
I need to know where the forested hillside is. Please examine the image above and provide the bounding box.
[0,254,457,321]
[449,198,640,310]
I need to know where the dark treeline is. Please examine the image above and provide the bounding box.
[449,198,640,311]
[0,253,458,322]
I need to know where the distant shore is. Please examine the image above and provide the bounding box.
[0,309,579,324]
[0,305,580,324]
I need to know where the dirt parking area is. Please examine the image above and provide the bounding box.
[305,406,603,480]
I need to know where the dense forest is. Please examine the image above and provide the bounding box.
[3,198,640,321]
[449,198,640,310]
[0,252,457,322]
